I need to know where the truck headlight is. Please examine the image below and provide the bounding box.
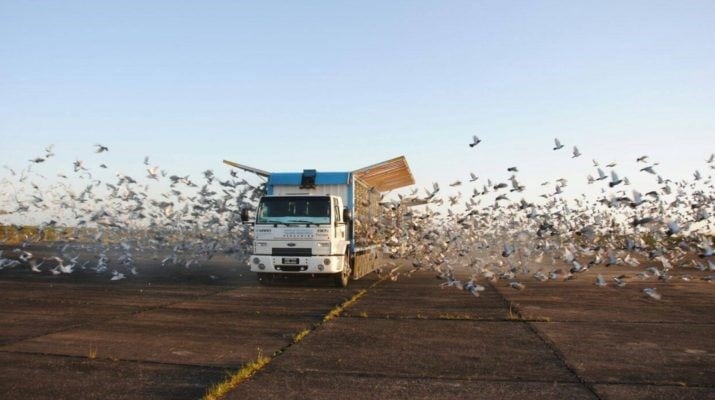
[324,258,331,266]
[252,257,260,265]
[255,242,267,247]
[317,242,330,247]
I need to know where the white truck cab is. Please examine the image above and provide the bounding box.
[249,195,351,285]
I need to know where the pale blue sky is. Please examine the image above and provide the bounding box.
[1,1,713,202]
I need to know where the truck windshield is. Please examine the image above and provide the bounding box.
[256,196,331,225]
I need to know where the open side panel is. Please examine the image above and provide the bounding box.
[352,156,415,192]
[222,160,271,177]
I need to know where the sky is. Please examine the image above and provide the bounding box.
[1,1,714,205]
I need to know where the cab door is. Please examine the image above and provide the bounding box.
[333,197,347,243]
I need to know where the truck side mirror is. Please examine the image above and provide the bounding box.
[342,209,351,223]
[240,208,249,223]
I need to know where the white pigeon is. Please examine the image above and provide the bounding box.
[110,270,126,281]
[595,274,607,287]
[643,287,661,300]
[29,259,44,273]
[613,276,627,287]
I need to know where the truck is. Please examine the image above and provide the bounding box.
[223,156,415,287]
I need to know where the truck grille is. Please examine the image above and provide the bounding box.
[276,265,307,272]
[272,248,312,257]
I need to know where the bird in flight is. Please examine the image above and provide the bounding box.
[640,165,656,175]
[94,144,109,153]
[110,270,126,281]
[643,288,661,300]
[595,274,607,287]
[553,138,564,150]
[596,168,608,181]
[469,135,482,148]
[609,171,623,187]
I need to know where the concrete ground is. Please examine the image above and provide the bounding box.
[0,250,713,399]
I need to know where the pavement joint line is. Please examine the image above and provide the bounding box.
[203,278,385,400]
[489,281,604,400]
[0,348,236,370]
[318,314,715,327]
[340,315,502,321]
[280,367,715,389]
[0,286,239,348]
[526,320,715,325]
[268,367,594,385]
[587,380,715,389]
[338,314,682,323]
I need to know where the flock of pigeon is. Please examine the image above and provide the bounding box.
[0,139,713,302]
[1,144,257,279]
[381,136,714,301]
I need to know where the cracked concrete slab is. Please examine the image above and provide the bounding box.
[0,351,225,400]
[252,318,579,382]
[226,369,596,400]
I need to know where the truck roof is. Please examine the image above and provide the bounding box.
[267,172,350,186]
[224,156,414,192]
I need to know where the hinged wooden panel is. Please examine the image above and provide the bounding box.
[353,156,415,192]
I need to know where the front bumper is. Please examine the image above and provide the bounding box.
[248,254,346,274]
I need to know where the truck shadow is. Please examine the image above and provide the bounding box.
[257,273,352,288]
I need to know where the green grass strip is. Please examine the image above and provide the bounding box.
[202,287,371,400]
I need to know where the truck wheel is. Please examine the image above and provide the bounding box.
[333,253,350,287]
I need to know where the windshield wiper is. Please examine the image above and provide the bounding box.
[257,219,289,226]
[286,220,323,226]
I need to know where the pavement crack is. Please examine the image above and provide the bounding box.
[588,380,715,389]
[281,367,594,385]
[203,279,383,400]
[488,281,604,400]
[0,348,233,370]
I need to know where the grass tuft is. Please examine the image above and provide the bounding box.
[204,349,271,400]
[438,313,474,320]
[293,328,310,344]
[202,288,370,399]
[87,344,97,359]
[506,303,521,321]
[505,303,551,322]
[323,290,367,322]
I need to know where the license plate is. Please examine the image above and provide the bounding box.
[282,257,300,265]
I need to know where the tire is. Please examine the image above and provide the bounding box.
[333,252,351,287]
